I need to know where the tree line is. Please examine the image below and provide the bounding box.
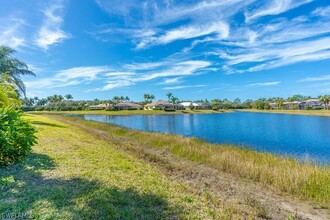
[21,93,330,111]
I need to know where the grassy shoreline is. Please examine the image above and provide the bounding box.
[239,109,330,117]
[38,114,330,203]
[1,114,329,219]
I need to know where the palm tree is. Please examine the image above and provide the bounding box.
[0,46,35,97]
[171,96,178,104]
[166,93,173,102]
[275,97,285,109]
[319,95,330,110]
[143,94,155,103]
[65,94,73,100]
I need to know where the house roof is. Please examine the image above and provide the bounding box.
[145,100,170,107]
[115,102,142,107]
[305,99,320,102]
[89,103,112,108]
[179,102,199,107]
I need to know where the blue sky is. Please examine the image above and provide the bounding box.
[1,0,330,101]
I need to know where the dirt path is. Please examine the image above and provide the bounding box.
[51,115,330,220]
[133,146,329,220]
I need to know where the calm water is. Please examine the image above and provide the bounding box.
[68,112,330,164]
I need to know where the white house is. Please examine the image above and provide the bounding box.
[179,102,199,110]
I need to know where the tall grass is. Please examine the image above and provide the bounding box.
[47,115,330,205]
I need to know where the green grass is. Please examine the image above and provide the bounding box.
[239,109,330,117]
[1,114,329,219]
[31,109,228,116]
[44,114,330,206]
[0,114,239,219]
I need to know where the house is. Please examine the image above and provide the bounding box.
[144,100,184,111]
[89,103,112,110]
[179,102,199,110]
[144,100,171,110]
[300,99,323,109]
[164,103,185,111]
[283,101,301,110]
[114,102,143,110]
[269,102,278,109]
[195,102,212,110]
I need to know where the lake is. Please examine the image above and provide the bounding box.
[68,111,330,164]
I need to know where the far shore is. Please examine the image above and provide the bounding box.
[28,108,330,117]
[29,109,231,116]
[238,109,330,117]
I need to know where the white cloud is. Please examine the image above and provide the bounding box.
[123,61,166,70]
[27,64,44,73]
[248,81,281,87]
[216,37,330,72]
[137,22,229,49]
[245,0,313,23]
[25,66,109,89]
[94,0,330,75]
[93,60,211,91]
[299,75,330,82]
[162,85,206,90]
[157,77,183,85]
[0,18,26,48]
[312,6,330,17]
[35,1,69,49]
[36,59,211,92]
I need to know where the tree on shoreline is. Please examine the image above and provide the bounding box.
[65,94,73,100]
[143,94,155,103]
[319,95,330,110]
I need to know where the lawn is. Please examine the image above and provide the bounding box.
[1,114,329,219]
[0,114,235,219]
[239,109,330,117]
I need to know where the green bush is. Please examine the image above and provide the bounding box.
[0,107,37,166]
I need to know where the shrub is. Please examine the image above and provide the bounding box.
[0,107,37,166]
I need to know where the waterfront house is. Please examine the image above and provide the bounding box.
[144,100,171,110]
[114,102,143,110]
[269,102,278,109]
[179,102,199,110]
[164,103,185,111]
[144,100,184,111]
[89,103,113,110]
[196,102,212,110]
[283,101,301,110]
[300,99,323,109]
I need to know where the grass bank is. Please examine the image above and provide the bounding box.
[46,114,330,205]
[31,109,229,116]
[0,114,242,219]
[1,114,329,219]
[239,109,330,117]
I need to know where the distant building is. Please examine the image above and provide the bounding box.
[144,100,184,111]
[89,103,112,110]
[144,100,171,110]
[114,102,143,110]
[300,99,323,109]
[269,99,324,110]
[179,102,212,110]
[283,101,301,110]
[195,102,212,110]
[180,102,199,110]
[269,102,278,109]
